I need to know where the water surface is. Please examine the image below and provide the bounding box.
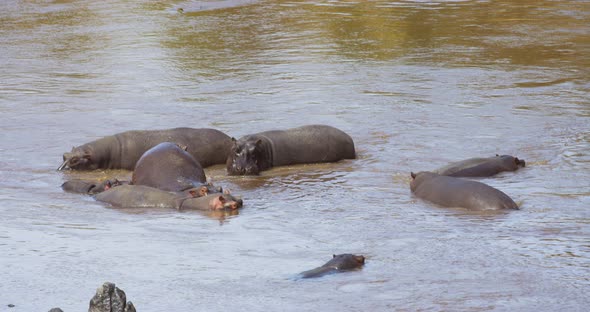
[0,0,589,311]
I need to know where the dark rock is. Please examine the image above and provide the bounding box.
[88,282,136,312]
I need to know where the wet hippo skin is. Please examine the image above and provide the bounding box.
[434,154,525,177]
[95,185,242,210]
[298,254,366,279]
[58,127,232,171]
[410,171,519,210]
[131,142,206,192]
[226,125,356,175]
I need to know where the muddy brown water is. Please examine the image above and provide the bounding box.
[1,1,589,311]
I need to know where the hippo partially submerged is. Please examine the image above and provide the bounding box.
[61,179,124,195]
[95,185,242,210]
[131,142,207,192]
[226,125,356,175]
[434,154,525,177]
[410,171,518,210]
[298,254,366,279]
[58,128,231,171]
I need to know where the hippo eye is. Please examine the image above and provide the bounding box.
[69,156,79,165]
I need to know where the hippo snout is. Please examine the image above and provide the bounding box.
[229,163,259,175]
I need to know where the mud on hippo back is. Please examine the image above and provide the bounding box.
[58,127,231,171]
[226,125,356,175]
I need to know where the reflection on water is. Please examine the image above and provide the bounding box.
[1,0,589,311]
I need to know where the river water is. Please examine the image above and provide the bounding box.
[1,0,589,311]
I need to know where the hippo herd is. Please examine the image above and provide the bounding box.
[59,124,526,282]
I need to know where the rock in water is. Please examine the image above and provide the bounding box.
[88,282,136,312]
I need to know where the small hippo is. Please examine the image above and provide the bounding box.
[58,128,232,171]
[410,171,519,210]
[131,142,207,192]
[298,254,366,279]
[61,179,125,195]
[226,125,356,175]
[434,155,525,177]
[95,185,242,210]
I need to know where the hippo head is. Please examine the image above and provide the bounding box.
[327,254,366,270]
[514,157,525,168]
[58,147,95,170]
[496,154,526,170]
[226,138,262,175]
[184,183,223,198]
[209,194,243,210]
[184,185,210,198]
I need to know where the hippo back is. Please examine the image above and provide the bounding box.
[261,125,356,166]
[411,172,518,210]
[95,185,180,208]
[132,142,206,192]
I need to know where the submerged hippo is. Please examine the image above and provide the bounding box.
[434,155,526,177]
[410,172,518,210]
[95,185,242,210]
[226,125,356,175]
[298,254,366,279]
[61,179,125,195]
[131,142,206,192]
[58,128,231,171]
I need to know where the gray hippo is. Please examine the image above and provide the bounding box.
[58,128,231,171]
[410,172,519,210]
[131,142,207,192]
[226,125,356,175]
[95,185,242,210]
[434,155,525,177]
[298,254,366,279]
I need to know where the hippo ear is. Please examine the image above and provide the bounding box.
[411,172,416,179]
[333,254,336,258]
[255,139,263,146]
[231,137,237,143]
[218,195,226,203]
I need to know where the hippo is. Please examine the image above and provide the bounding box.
[298,254,366,279]
[131,142,207,192]
[61,179,125,195]
[95,185,242,210]
[434,155,526,177]
[410,172,519,210]
[58,128,232,171]
[226,125,356,175]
